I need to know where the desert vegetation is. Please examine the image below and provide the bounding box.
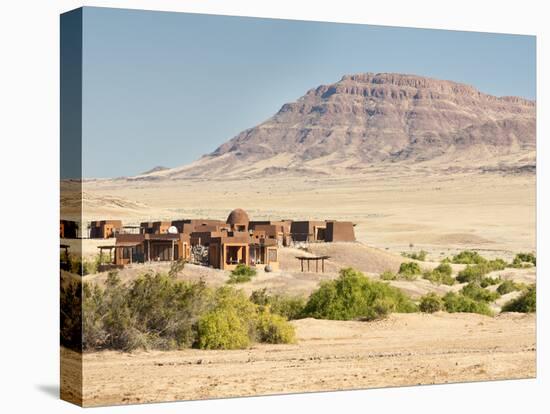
[502,285,536,313]
[227,264,257,284]
[302,268,417,320]
[497,279,523,295]
[60,259,536,354]
[380,261,422,281]
[422,262,455,285]
[78,270,295,352]
[401,250,427,261]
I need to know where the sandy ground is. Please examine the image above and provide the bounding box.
[60,169,536,406]
[60,312,535,407]
[73,169,535,258]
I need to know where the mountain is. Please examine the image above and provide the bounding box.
[134,73,535,180]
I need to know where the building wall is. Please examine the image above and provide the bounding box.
[326,221,356,242]
[90,220,122,239]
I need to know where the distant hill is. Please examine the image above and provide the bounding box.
[140,166,169,175]
[133,73,535,180]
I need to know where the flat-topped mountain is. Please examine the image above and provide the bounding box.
[135,73,535,180]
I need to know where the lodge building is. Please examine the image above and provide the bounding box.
[90,208,355,271]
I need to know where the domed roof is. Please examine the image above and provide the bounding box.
[226,208,250,226]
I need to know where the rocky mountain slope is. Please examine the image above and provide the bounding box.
[135,73,535,180]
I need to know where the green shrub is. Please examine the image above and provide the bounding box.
[460,283,500,303]
[402,250,427,261]
[269,296,306,320]
[227,264,257,284]
[496,280,521,295]
[256,311,296,344]
[249,288,306,320]
[81,271,298,352]
[502,285,536,313]
[380,270,397,280]
[419,292,444,313]
[456,265,485,283]
[451,250,486,265]
[422,263,455,285]
[197,287,295,349]
[442,292,493,316]
[197,308,251,349]
[456,260,506,284]
[398,262,422,280]
[302,268,417,321]
[127,273,212,349]
[479,276,502,288]
[510,252,536,268]
[434,263,453,276]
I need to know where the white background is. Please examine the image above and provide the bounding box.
[0,0,547,412]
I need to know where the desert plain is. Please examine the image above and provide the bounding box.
[60,166,536,406]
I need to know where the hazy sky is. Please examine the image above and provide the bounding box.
[80,7,536,178]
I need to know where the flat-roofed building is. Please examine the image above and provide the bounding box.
[90,220,122,239]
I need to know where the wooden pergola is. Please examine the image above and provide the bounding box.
[296,255,330,273]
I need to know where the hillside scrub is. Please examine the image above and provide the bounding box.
[419,292,444,313]
[81,271,295,352]
[398,262,422,280]
[302,268,417,321]
[460,282,500,303]
[497,280,522,295]
[456,260,506,283]
[450,250,487,265]
[509,252,536,268]
[422,263,455,285]
[502,285,536,313]
[227,264,257,284]
[402,250,427,261]
[249,288,306,320]
[380,270,398,280]
[442,292,493,316]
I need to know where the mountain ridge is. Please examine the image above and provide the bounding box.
[133,72,535,180]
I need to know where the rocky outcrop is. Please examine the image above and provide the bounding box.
[138,73,535,179]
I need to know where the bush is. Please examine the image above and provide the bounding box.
[81,273,297,352]
[398,262,422,280]
[380,270,397,280]
[502,285,536,313]
[451,250,486,265]
[197,308,251,349]
[510,252,536,268]
[227,264,257,284]
[302,268,417,321]
[419,292,444,313]
[456,260,506,284]
[496,280,521,295]
[479,276,502,288]
[442,292,493,316]
[61,280,82,351]
[422,263,455,285]
[249,288,306,320]
[402,250,427,261]
[256,311,296,344]
[460,283,500,303]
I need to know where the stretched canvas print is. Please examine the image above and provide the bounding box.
[60,6,536,407]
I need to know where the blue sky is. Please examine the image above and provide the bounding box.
[80,7,536,178]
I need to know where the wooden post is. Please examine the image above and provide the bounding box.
[301,258,304,272]
[147,240,151,262]
[307,259,310,272]
[322,258,325,273]
[316,258,318,273]
[170,240,174,261]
